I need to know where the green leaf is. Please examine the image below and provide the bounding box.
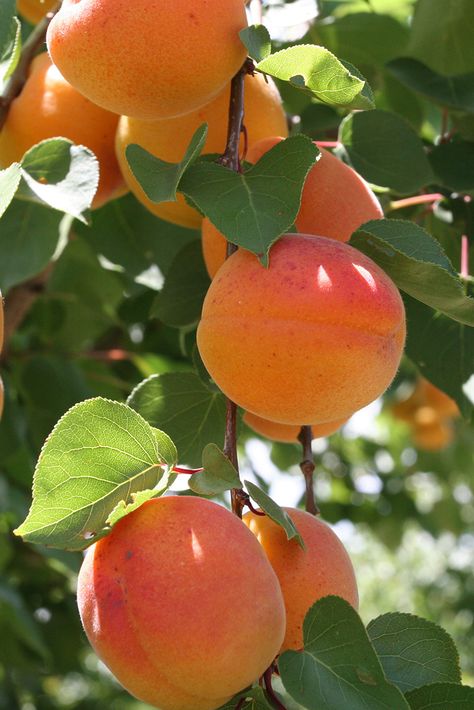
[340,60,375,110]
[0,1,16,63]
[189,444,241,496]
[14,398,177,551]
[405,683,474,709]
[408,0,474,75]
[126,124,207,204]
[218,687,275,710]
[153,240,210,327]
[367,613,461,693]
[279,597,410,710]
[180,135,319,263]
[239,25,272,62]
[429,142,474,192]
[18,139,99,223]
[350,219,474,326]
[256,45,371,109]
[0,162,21,218]
[127,372,227,468]
[0,16,20,89]
[403,294,474,421]
[0,581,50,662]
[244,480,304,547]
[0,199,62,293]
[340,110,434,193]
[105,478,178,528]
[387,58,474,114]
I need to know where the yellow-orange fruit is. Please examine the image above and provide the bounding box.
[391,378,459,424]
[244,509,358,651]
[47,0,248,120]
[17,0,56,24]
[244,411,346,443]
[198,234,406,425]
[202,218,229,277]
[78,497,286,710]
[423,380,459,418]
[0,53,126,209]
[248,138,383,242]
[116,74,289,229]
[413,420,454,451]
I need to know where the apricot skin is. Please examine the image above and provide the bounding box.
[0,54,126,209]
[17,0,56,24]
[198,234,406,425]
[244,412,347,443]
[78,496,286,710]
[243,509,359,651]
[116,74,289,229]
[47,0,248,120]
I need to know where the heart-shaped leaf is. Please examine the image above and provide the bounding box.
[240,25,272,62]
[14,398,177,551]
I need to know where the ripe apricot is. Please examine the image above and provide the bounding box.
[198,234,406,425]
[17,0,56,24]
[47,0,248,120]
[413,419,454,451]
[116,74,289,229]
[0,53,126,208]
[78,496,285,710]
[244,412,347,443]
[422,380,459,418]
[243,508,358,651]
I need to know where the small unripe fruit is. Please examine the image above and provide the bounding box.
[244,508,358,651]
[0,54,126,209]
[116,74,288,229]
[198,234,406,425]
[17,0,56,24]
[243,412,346,443]
[78,497,286,710]
[47,0,248,120]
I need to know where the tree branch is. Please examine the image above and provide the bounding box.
[298,425,319,515]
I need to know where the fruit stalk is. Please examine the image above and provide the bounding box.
[0,4,59,129]
[298,425,319,515]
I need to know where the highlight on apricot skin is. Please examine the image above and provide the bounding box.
[116,74,289,229]
[78,496,286,710]
[0,53,126,209]
[47,0,248,120]
[17,0,56,24]
[197,234,406,425]
[243,508,359,651]
[243,411,347,443]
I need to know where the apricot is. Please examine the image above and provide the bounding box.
[243,411,347,443]
[116,74,289,229]
[78,496,286,710]
[197,234,406,425]
[422,380,459,418]
[47,0,248,120]
[17,0,56,24]
[0,53,126,209]
[413,419,454,451]
[391,378,459,424]
[243,508,358,651]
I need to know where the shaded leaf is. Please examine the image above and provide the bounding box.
[0,162,21,218]
[0,16,20,89]
[189,444,241,496]
[240,25,271,62]
[429,142,474,192]
[244,480,303,546]
[405,682,474,709]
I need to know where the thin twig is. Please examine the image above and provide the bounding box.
[0,6,59,130]
[263,666,287,710]
[298,425,319,515]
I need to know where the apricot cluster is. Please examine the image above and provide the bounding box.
[391,378,459,450]
[78,496,357,709]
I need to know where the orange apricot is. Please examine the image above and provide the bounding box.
[413,419,454,451]
[243,411,346,443]
[116,74,289,229]
[47,0,248,120]
[197,234,406,425]
[422,380,459,418]
[0,53,126,209]
[17,0,56,24]
[243,508,358,651]
[78,496,286,710]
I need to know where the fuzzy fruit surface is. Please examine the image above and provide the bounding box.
[198,234,406,425]
[0,53,126,208]
[47,0,248,120]
[116,74,288,229]
[244,508,359,651]
[17,0,56,24]
[243,412,347,443]
[78,496,286,710]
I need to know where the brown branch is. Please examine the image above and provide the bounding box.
[263,666,287,710]
[0,6,59,130]
[298,426,319,515]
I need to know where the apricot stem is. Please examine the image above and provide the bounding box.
[0,5,59,129]
[298,426,319,515]
[388,193,443,211]
[172,466,204,475]
[263,666,287,710]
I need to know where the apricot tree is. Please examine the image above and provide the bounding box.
[1,1,474,708]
